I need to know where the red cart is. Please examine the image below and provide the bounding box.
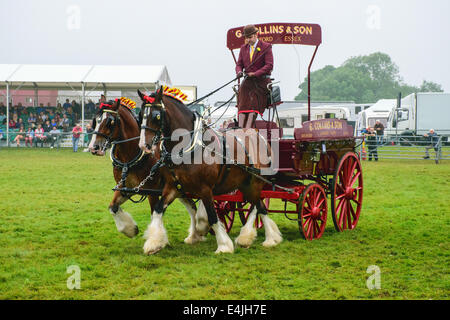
[212,23,363,240]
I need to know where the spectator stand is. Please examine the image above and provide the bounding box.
[0,64,171,147]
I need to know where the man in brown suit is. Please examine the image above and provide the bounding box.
[236,24,274,128]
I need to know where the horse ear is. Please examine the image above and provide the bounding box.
[155,85,164,103]
[137,89,145,101]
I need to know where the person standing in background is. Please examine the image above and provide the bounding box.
[72,123,83,152]
[374,120,384,145]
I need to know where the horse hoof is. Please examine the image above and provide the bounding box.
[262,237,282,248]
[215,246,234,254]
[120,224,139,238]
[184,234,206,245]
[143,238,168,255]
[235,229,257,248]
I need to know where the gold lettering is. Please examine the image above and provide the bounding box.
[235,30,242,38]
[286,26,292,34]
[306,26,312,35]
[294,26,300,34]
[279,25,284,33]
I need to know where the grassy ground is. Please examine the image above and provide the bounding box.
[0,148,448,300]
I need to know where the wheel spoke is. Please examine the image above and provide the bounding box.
[349,202,357,221]
[317,198,325,208]
[349,171,361,188]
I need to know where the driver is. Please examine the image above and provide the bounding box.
[235,24,274,129]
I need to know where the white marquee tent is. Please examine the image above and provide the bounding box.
[0,64,171,144]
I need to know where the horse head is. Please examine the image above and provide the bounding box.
[137,88,165,156]
[89,99,123,156]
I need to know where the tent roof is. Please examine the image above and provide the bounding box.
[0,64,171,90]
[365,99,396,112]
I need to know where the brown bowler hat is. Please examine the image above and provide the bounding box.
[243,24,258,38]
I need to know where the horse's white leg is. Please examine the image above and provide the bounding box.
[143,211,169,255]
[195,200,210,236]
[143,192,177,255]
[260,214,283,247]
[235,207,258,248]
[212,222,234,254]
[178,198,206,244]
[109,192,138,238]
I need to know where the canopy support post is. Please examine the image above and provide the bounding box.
[6,82,9,147]
[307,45,319,122]
[81,82,85,133]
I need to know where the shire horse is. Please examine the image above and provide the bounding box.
[88,99,205,253]
[137,88,283,254]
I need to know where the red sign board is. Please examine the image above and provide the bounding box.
[294,119,354,141]
[227,23,322,50]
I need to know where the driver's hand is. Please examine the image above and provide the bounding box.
[236,71,244,79]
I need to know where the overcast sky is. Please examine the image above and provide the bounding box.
[1,0,449,103]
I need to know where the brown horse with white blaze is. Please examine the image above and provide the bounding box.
[88,99,205,253]
[137,88,283,254]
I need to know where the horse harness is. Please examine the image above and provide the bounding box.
[140,100,266,196]
[94,103,149,198]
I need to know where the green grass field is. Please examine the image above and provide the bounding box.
[0,148,449,300]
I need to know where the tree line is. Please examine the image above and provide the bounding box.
[295,52,443,103]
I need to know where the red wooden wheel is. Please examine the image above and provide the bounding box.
[237,200,265,229]
[299,184,327,240]
[210,200,235,235]
[331,152,363,232]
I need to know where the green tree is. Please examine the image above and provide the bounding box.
[295,52,443,103]
[418,80,443,92]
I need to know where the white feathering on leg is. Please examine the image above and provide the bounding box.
[235,207,258,248]
[212,222,234,254]
[143,213,169,254]
[110,207,139,238]
[261,214,283,247]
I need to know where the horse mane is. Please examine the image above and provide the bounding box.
[162,95,195,123]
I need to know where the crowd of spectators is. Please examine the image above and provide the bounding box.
[0,98,97,148]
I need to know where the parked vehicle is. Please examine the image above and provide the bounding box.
[386,92,450,137]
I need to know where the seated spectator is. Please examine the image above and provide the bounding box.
[39,111,47,123]
[43,120,52,133]
[0,111,6,124]
[28,112,37,127]
[13,125,25,147]
[17,118,25,130]
[49,126,61,149]
[8,118,17,129]
[56,102,64,115]
[61,114,70,132]
[34,124,46,147]
[48,109,55,121]
[25,127,34,147]
[36,114,44,126]
[50,117,58,129]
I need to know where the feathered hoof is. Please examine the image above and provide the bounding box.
[262,235,283,248]
[195,220,210,236]
[235,228,257,248]
[143,236,169,255]
[215,244,234,254]
[184,234,206,245]
[119,224,139,238]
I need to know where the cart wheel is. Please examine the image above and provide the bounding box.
[331,152,363,232]
[210,200,235,235]
[237,200,265,229]
[299,184,327,240]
